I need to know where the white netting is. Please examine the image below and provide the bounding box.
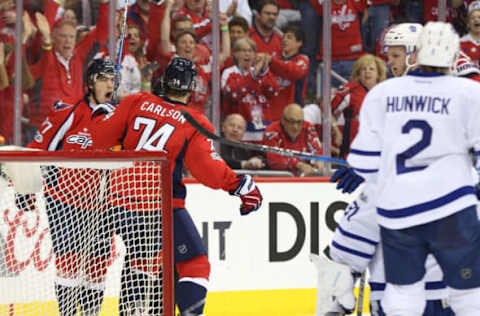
[0,157,172,316]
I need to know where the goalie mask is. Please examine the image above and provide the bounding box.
[86,58,116,104]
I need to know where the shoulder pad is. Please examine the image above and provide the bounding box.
[53,100,74,112]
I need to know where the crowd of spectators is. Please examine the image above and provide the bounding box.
[0,0,479,176]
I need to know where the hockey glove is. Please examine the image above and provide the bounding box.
[230,175,263,215]
[91,103,116,118]
[330,166,364,194]
[15,193,37,212]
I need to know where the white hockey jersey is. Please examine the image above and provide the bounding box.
[347,72,480,229]
[330,183,448,301]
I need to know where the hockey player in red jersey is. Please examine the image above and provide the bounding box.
[63,57,263,316]
[24,59,117,316]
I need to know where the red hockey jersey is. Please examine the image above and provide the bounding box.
[27,97,105,209]
[263,120,322,174]
[249,25,282,58]
[62,93,240,210]
[269,53,310,121]
[221,65,280,142]
[313,0,366,61]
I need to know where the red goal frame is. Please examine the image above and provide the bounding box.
[0,150,174,316]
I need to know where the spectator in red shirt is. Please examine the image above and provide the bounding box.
[25,2,109,143]
[175,0,212,46]
[249,0,282,57]
[148,0,210,72]
[260,24,309,121]
[159,4,230,113]
[313,0,368,88]
[221,37,279,142]
[331,54,386,157]
[461,1,480,65]
[264,103,324,176]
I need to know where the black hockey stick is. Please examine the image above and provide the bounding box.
[180,110,348,166]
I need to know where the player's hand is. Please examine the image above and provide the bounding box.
[230,175,262,215]
[15,193,37,212]
[91,103,116,118]
[329,166,364,193]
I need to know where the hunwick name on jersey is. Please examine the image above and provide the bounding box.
[386,95,450,115]
[140,101,186,124]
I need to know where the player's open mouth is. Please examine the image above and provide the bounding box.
[105,92,113,100]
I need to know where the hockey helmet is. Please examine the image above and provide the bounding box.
[417,22,460,68]
[86,58,116,87]
[164,57,197,92]
[384,23,423,54]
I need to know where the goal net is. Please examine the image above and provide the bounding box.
[0,150,173,316]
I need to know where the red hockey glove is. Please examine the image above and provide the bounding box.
[15,193,37,212]
[230,175,263,215]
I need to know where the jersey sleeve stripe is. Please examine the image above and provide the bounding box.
[337,225,378,246]
[353,167,378,173]
[331,240,374,259]
[377,185,475,218]
[349,149,381,156]
[48,113,75,151]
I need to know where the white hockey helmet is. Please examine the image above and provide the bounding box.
[417,22,460,68]
[383,23,423,54]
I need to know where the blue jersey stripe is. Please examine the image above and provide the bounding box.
[353,167,379,173]
[350,149,381,156]
[331,241,373,259]
[377,186,475,218]
[337,225,378,246]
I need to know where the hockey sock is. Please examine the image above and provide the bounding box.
[79,287,104,316]
[175,280,207,315]
[55,284,80,316]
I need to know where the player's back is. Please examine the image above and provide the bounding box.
[79,92,238,211]
[361,73,480,229]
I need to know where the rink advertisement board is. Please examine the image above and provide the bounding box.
[0,178,362,316]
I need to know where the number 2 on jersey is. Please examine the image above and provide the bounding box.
[396,120,432,174]
[133,117,175,151]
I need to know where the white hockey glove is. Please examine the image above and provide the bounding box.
[310,254,357,315]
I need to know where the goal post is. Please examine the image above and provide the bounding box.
[0,150,174,316]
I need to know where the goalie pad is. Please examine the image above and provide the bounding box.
[310,254,356,315]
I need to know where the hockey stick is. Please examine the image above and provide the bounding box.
[356,272,366,316]
[180,110,348,166]
[112,0,129,103]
